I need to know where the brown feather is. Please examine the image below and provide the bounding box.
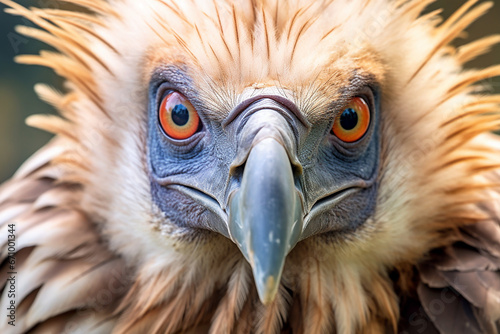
[210,260,251,333]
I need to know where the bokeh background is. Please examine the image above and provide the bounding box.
[0,0,499,182]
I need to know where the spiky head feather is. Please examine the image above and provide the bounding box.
[1,0,500,333]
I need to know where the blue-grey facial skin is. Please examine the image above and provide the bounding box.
[148,67,232,236]
[147,65,380,242]
[300,86,380,240]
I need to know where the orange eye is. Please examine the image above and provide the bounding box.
[159,92,200,140]
[332,97,371,143]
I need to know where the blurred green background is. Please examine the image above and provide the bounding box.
[0,0,499,183]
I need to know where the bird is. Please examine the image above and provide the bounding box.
[0,0,500,332]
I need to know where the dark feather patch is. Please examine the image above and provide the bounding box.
[418,284,483,334]
[412,185,500,333]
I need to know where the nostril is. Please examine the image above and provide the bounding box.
[291,162,303,179]
[292,165,306,212]
[230,163,246,184]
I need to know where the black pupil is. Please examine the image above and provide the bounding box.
[171,104,190,126]
[340,108,358,130]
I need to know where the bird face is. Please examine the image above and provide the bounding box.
[147,61,381,302]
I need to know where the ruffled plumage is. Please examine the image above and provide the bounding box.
[1,0,500,333]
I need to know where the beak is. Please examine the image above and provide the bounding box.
[228,137,303,304]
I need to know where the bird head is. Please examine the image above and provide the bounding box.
[4,0,500,331]
[93,0,391,304]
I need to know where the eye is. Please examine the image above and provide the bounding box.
[332,97,371,143]
[159,92,200,140]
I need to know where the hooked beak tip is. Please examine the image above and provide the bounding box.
[259,275,279,305]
